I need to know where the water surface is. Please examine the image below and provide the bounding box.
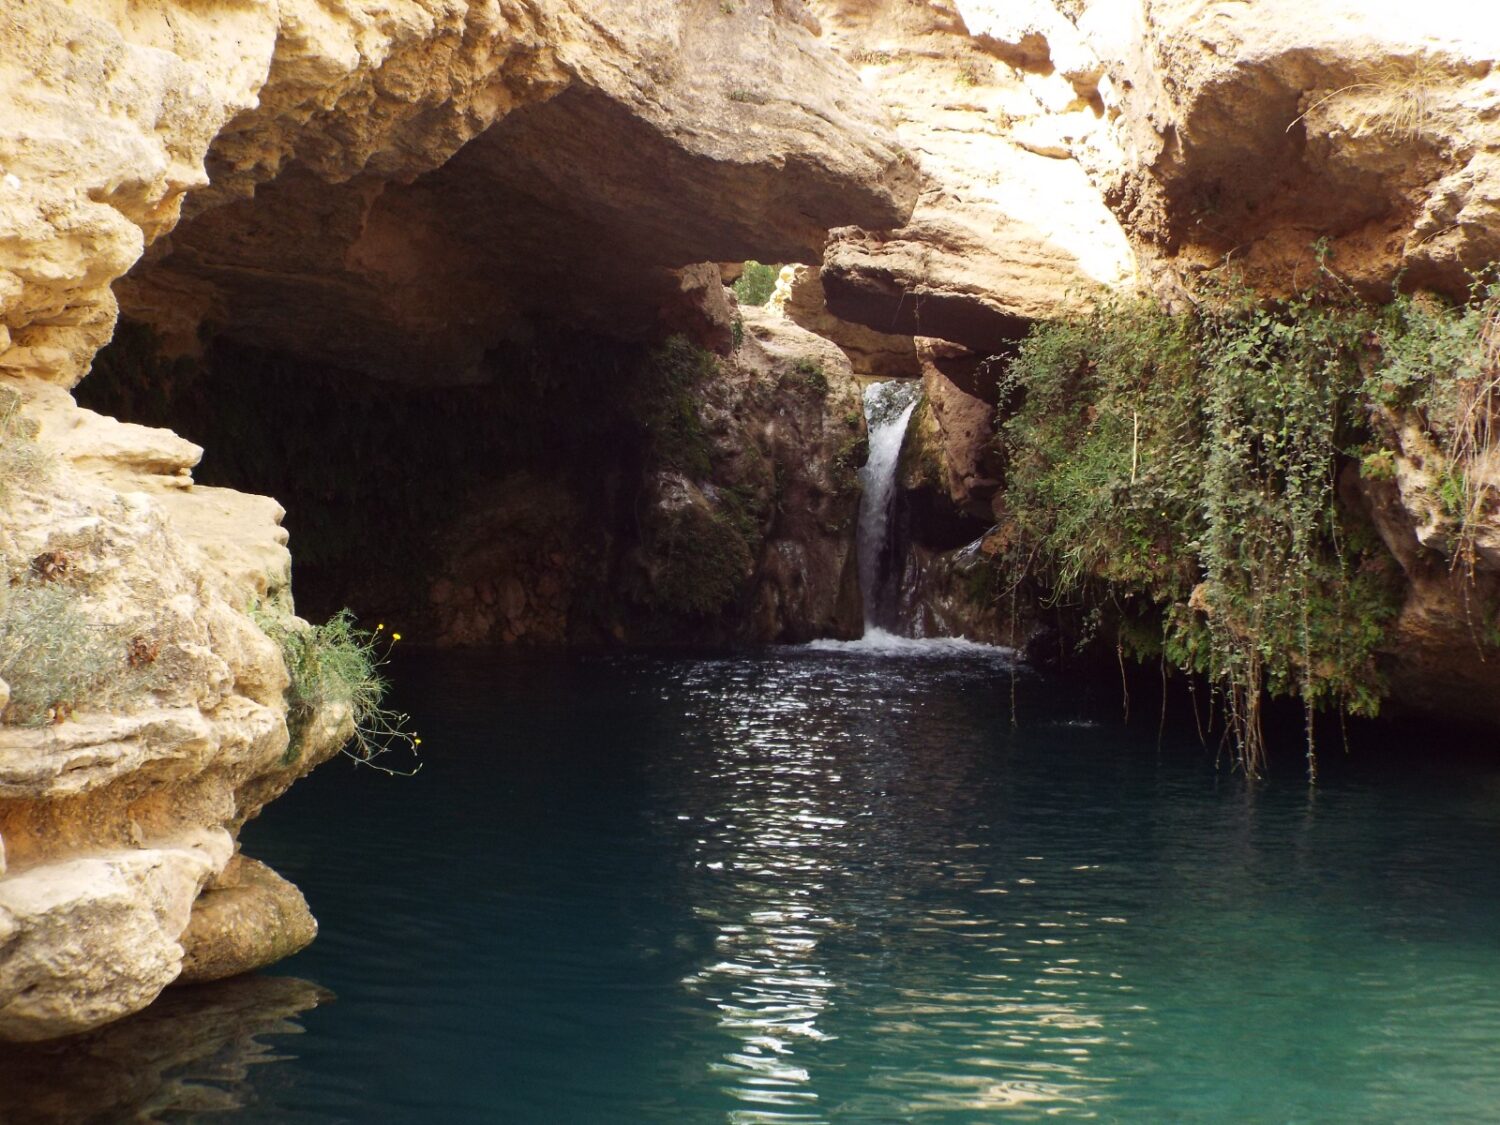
[16,646,1500,1122]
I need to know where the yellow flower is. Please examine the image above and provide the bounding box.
[392,632,402,642]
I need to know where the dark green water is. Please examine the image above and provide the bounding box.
[10,644,1500,1122]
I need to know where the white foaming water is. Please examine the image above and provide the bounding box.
[857,381,921,630]
[806,627,1016,661]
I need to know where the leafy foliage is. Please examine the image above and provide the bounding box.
[1365,283,1500,573]
[732,261,780,307]
[994,273,1478,775]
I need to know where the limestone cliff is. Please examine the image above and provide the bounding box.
[1071,0,1500,300]
[803,1,1500,727]
[0,383,346,1041]
[4,0,917,386]
[117,0,920,380]
[807,0,1138,352]
[7,0,1500,1045]
[0,0,917,1041]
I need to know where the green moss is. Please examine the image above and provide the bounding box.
[899,398,946,492]
[635,336,717,479]
[833,432,869,495]
[782,357,829,398]
[643,498,754,618]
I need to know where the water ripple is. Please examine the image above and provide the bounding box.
[73,645,1500,1124]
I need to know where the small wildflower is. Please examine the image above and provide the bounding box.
[392,632,402,642]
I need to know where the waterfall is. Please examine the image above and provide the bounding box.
[857,380,921,634]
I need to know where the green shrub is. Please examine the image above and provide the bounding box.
[0,580,134,725]
[253,607,419,771]
[732,261,780,307]
[1367,284,1499,573]
[996,275,1435,775]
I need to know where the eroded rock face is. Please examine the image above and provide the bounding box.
[178,855,319,984]
[4,0,916,386]
[0,384,345,1040]
[783,265,921,378]
[117,0,919,380]
[1068,0,1500,298]
[430,305,867,646]
[809,0,1138,351]
[808,0,1500,338]
[0,0,924,1043]
[0,1,279,386]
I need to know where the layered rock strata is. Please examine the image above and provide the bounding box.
[807,0,1138,351]
[0,384,345,1041]
[0,0,918,1041]
[115,0,919,380]
[1070,0,1500,299]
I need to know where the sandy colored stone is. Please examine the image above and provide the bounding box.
[118,0,919,381]
[177,856,318,984]
[0,0,281,386]
[0,830,232,1041]
[909,340,1002,519]
[1068,0,1500,298]
[809,0,1137,351]
[0,381,346,1040]
[783,265,920,379]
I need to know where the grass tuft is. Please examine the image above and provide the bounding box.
[253,606,420,773]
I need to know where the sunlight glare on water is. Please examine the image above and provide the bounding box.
[9,647,1500,1123]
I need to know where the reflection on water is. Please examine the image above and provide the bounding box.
[0,976,331,1123]
[664,654,1114,1121]
[22,648,1500,1123]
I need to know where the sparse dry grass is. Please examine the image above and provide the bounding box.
[0,579,135,725]
[1289,58,1455,140]
[0,386,51,500]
